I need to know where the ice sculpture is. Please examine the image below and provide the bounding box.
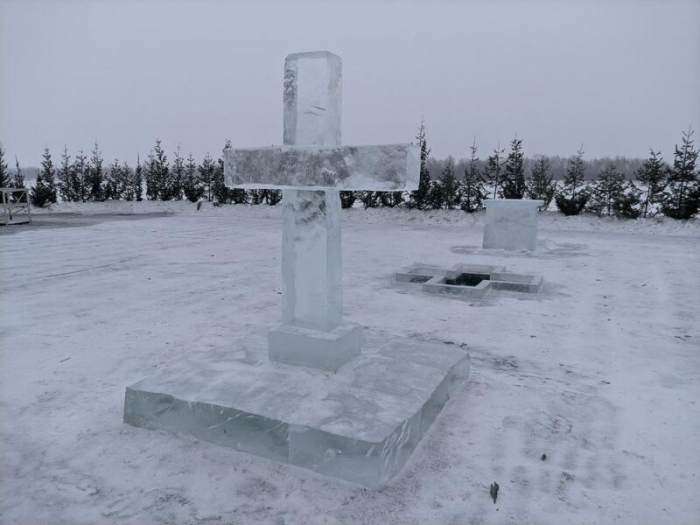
[124,51,469,490]
[224,50,418,371]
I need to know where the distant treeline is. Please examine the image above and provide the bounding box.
[7,155,647,184]
[427,155,644,183]
[0,122,698,220]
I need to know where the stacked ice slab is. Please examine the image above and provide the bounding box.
[483,199,544,251]
[124,336,469,490]
[124,51,467,490]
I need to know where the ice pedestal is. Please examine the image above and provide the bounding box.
[268,323,363,372]
[483,199,544,251]
[124,333,470,489]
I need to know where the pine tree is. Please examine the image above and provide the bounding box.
[361,191,380,209]
[460,139,486,213]
[439,156,460,209]
[30,173,53,207]
[339,191,356,209]
[588,163,626,216]
[378,191,404,208]
[31,147,57,207]
[427,180,444,210]
[483,145,505,199]
[183,153,203,202]
[213,154,230,204]
[264,189,282,205]
[144,140,170,200]
[9,157,26,203]
[555,146,589,216]
[198,153,216,202]
[171,147,185,200]
[614,181,642,219]
[132,154,143,201]
[408,119,431,209]
[502,136,526,199]
[56,145,75,201]
[105,159,122,200]
[120,161,134,201]
[41,146,57,203]
[0,143,9,188]
[635,149,668,218]
[230,184,247,204]
[12,157,25,188]
[526,156,557,210]
[153,139,171,200]
[145,150,157,200]
[84,142,104,201]
[661,127,699,220]
[73,149,88,202]
[248,189,264,205]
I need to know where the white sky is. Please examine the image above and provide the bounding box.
[1,0,699,166]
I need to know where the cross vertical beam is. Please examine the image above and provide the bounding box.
[281,51,343,331]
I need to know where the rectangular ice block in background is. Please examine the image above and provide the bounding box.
[483,199,544,251]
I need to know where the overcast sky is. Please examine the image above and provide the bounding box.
[1,0,699,167]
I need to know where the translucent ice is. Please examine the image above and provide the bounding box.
[281,189,342,330]
[483,199,544,251]
[124,336,470,489]
[219,51,419,371]
[284,51,342,147]
[224,143,420,191]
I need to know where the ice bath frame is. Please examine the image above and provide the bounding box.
[396,263,544,299]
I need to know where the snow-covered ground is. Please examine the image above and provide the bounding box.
[1,204,698,524]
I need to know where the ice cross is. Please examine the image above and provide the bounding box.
[224,51,419,372]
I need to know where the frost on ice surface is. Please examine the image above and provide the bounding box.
[281,189,342,330]
[483,199,544,251]
[284,51,342,147]
[124,336,469,489]
[224,143,420,191]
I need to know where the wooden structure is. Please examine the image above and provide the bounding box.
[1,188,32,225]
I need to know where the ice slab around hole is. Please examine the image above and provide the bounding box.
[422,276,492,299]
[123,333,470,490]
[395,263,543,299]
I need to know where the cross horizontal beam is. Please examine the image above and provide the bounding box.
[224,143,419,191]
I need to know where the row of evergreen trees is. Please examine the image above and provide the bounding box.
[0,139,279,208]
[1,125,698,220]
[394,123,699,220]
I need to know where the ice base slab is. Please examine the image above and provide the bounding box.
[268,322,363,372]
[124,335,469,490]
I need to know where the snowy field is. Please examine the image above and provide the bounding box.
[1,203,699,524]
